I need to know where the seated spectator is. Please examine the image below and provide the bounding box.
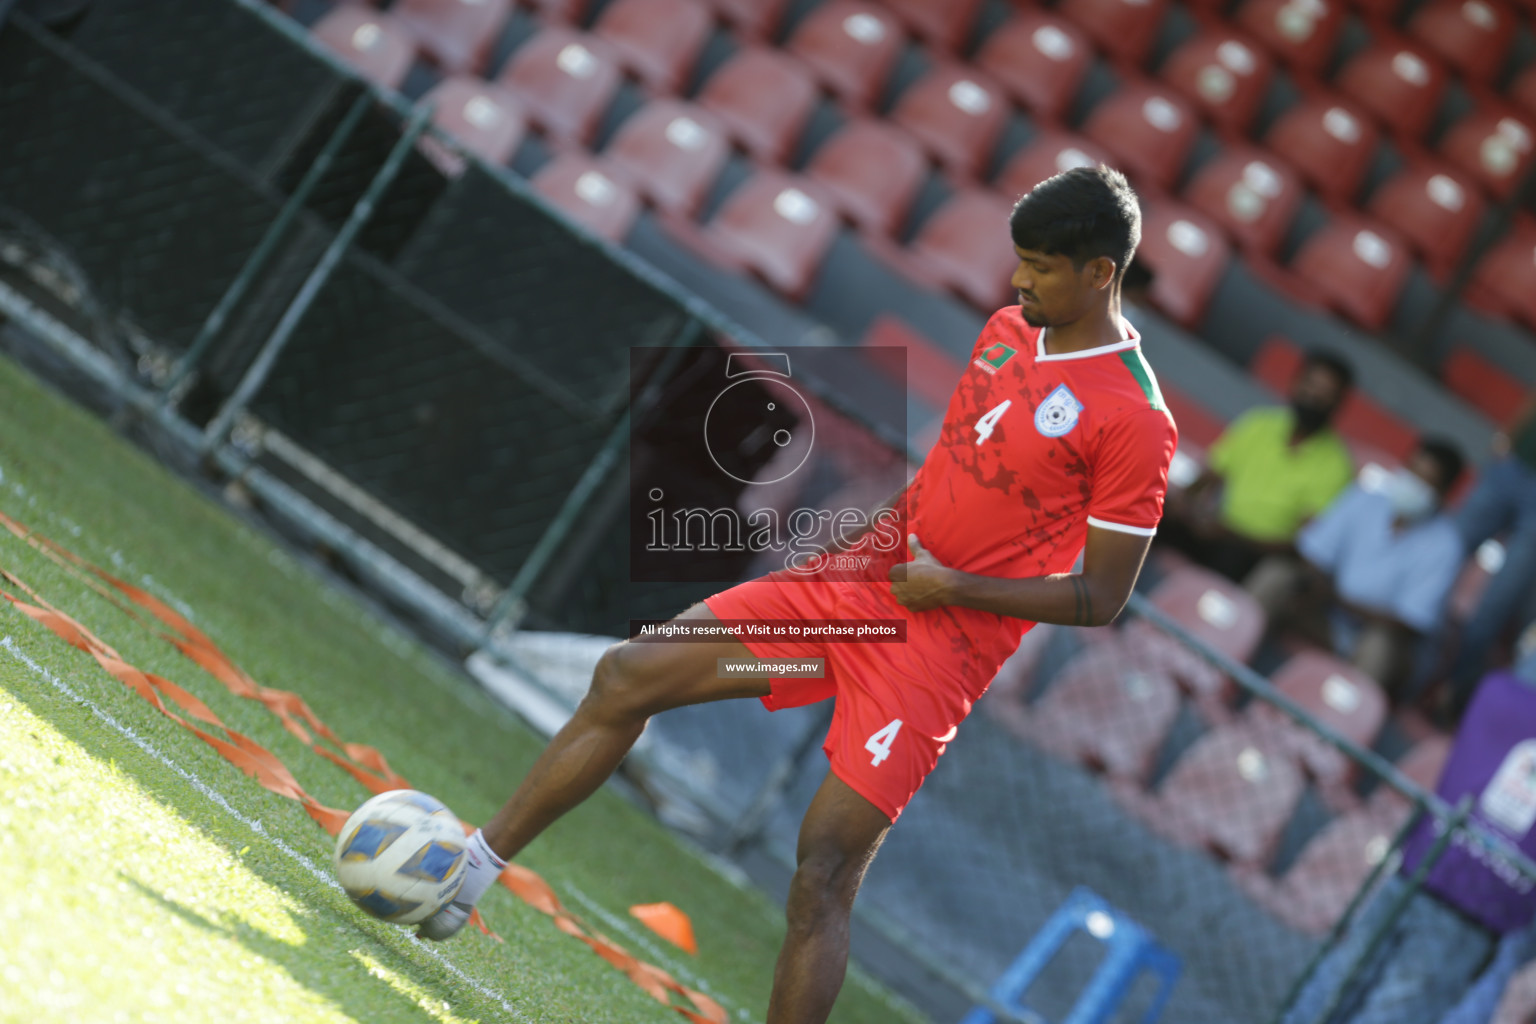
[1445,389,1536,716]
[1282,653,1536,1024]
[1246,439,1466,697]
[1162,349,1356,581]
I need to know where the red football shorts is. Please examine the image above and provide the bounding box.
[703,575,988,822]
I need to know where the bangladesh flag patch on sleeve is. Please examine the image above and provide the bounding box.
[977,342,1017,374]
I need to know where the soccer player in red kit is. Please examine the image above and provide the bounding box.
[415,166,1178,1024]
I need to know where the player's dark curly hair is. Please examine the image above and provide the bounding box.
[1009,166,1141,282]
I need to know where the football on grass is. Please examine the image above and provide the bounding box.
[334,789,467,924]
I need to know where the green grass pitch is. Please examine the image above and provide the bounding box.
[0,354,927,1024]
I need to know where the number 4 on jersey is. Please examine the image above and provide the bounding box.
[865,719,903,766]
[974,400,1012,444]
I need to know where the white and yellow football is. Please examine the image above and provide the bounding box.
[333,789,467,925]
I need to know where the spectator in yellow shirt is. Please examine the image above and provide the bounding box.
[1163,350,1356,581]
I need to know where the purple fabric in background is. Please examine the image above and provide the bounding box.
[1400,670,1536,934]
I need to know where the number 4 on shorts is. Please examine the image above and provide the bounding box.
[865,719,903,766]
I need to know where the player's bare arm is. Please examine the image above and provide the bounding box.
[887,524,1152,627]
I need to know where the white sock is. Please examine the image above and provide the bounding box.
[455,829,508,907]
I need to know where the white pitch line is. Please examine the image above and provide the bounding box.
[558,882,758,1024]
[0,633,531,1024]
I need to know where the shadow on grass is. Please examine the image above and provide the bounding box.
[121,875,478,1024]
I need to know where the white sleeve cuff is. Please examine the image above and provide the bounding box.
[1087,516,1158,537]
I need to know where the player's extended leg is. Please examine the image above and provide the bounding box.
[765,771,892,1024]
[479,602,771,860]
[418,602,772,939]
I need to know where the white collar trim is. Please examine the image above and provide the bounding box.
[1035,319,1141,362]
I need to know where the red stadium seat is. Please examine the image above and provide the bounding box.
[1513,66,1536,119]
[860,316,965,408]
[1374,734,1451,811]
[1442,347,1530,426]
[876,0,985,52]
[786,0,904,110]
[532,153,641,242]
[1264,94,1379,204]
[1291,216,1412,332]
[1335,395,1419,463]
[1233,0,1345,77]
[803,119,927,237]
[592,0,712,95]
[1335,38,1449,143]
[1024,638,1183,783]
[498,28,623,147]
[1407,0,1517,88]
[1236,799,1410,935]
[312,7,416,90]
[1117,564,1266,719]
[1250,650,1388,798]
[1344,0,1404,22]
[1438,103,1535,202]
[667,172,839,301]
[519,0,590,22]
[1248,333,1302,394]
[997,132,1117,199]
[1138,564,1267,666]
[889,65,1009,181]
[603,100,730,216]
[1058,0,1169,68]
[974,11,1092,123]
[393,0,510,75]
[897,189,1019,312]
[1121,720,1306,865]
[1365,161,1486,280]
[1241,735,1449,932]
[1466,217,1536,331]
[1134,200,1231,328]
[1183,148,1303,256]
[1159,30,1274,137]
[696,47,818,164]
[700,0,790,39]
[1081,82,1199,191]
[419,77,527,174]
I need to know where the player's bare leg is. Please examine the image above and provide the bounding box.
[479,602,769,858]
[766,772,892,1024]
[418,602,769,939]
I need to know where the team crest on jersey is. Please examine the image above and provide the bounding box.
[974,342,1017,375]
[1034,384,1084,437]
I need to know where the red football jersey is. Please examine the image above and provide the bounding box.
[911,307,1178,577]
[837,307,1178,677]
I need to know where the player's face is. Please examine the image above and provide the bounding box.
[1011,245,1103,328]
